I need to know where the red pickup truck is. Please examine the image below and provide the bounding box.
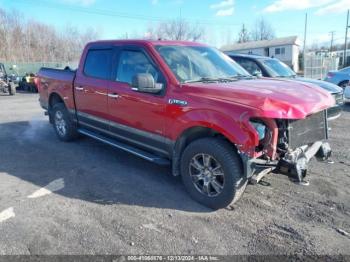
[37,40,334,209]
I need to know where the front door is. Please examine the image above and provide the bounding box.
[74,48,113,131]
[107,47,170,156]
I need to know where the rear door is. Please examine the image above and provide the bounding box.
[74,48,113,131]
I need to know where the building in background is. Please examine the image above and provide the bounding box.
[221,36,301,72]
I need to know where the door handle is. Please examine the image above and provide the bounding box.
[75,86,84,91]
[108,93,120,99]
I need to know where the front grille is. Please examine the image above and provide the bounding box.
[288,111,327,149]
[333,92,344,105]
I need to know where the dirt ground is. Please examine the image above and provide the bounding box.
[0,92,349,256]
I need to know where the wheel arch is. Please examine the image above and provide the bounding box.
[171,125,242,176]
[48,92,65,123]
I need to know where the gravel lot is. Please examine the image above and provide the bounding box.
[0,92,349,256]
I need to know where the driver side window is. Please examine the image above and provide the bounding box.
[116,50,159,84]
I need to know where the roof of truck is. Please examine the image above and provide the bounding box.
[86,39,207,47]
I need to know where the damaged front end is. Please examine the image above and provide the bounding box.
[244,110,332,185]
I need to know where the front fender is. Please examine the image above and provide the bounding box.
[167,108,259,157]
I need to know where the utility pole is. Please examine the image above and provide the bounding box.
[303,13,308,76]
[329,31,335,53]
[344,10,349,67]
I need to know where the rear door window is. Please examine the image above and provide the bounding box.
[84,49,112,80]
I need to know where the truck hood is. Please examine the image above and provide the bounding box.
[184,79,335,119]
[293,77,343,94]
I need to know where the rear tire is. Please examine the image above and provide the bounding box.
[180,138,247,210]
[52,103,78,142]
[8,83,16,96]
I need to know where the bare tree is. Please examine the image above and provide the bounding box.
[251,17,275,41]
[0,8,100,63]
[146,18,205,41]
[237,24,250,43]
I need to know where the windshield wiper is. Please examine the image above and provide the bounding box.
[184,74,254,84]
[184,77,218,83]
[184,77,239,83]
[232,74,254,79]
[278,75,296,78]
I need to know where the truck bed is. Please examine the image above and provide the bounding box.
[38,67,76,82]
[37,67,76,110]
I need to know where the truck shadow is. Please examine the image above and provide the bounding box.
[0,120,210,213]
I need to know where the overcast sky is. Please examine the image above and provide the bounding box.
[1,0,349,47]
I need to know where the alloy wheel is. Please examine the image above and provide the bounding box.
[189,153,225,197]
[54,110,67,137]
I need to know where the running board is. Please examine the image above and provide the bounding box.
[77,128,170,165]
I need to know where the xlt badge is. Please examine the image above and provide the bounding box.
[168,99,188,106]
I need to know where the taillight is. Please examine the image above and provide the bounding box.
[34,77,41,91]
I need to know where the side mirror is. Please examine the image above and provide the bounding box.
[252,70,263,78]
[131,73,163,94]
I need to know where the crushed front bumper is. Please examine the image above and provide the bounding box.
[243,141,332,184]
[277,141,332,183]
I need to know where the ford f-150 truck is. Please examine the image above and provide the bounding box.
[37,40,334,209]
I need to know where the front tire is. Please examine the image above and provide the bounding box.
[52,103,78,142]
[181,138,247,210]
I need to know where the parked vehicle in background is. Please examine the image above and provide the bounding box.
[227,53,344,120]
[344,85,350,104]
[37,40,334,209]
[325,67,350,88]
[18,73,38,93]
[0,63,16,95]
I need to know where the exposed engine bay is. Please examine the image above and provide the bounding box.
[247,110,332,185]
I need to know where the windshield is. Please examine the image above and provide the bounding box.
[155,45,251,83]
[262,59,296,77]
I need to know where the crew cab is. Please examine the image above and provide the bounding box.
[226,53,344,120]
[37,40,334,209]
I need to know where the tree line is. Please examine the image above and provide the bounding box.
[0,8,99,63]
[237,17,275,43]
[0,6,276,63]
[145,17,276,44]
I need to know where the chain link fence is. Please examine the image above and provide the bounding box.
[303,55,339,80]
[2,62,78,77]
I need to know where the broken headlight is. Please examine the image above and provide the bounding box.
[250,120,266,141]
